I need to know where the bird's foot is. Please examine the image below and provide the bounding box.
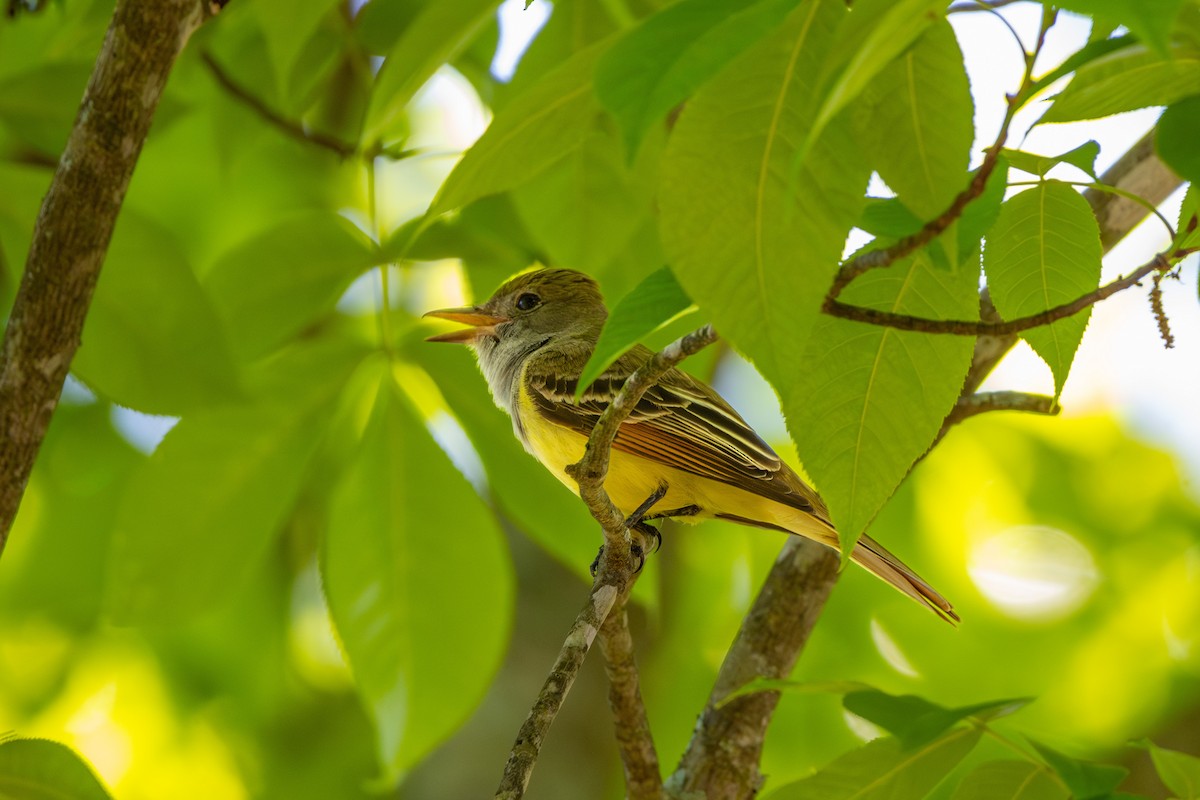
[624,482,668,529]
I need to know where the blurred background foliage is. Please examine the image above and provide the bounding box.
[0,0,1198,798]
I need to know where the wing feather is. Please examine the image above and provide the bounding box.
[525,348,827,518]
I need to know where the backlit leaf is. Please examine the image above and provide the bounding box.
[1136,740,1200,800]
[594,0,802,158]
[1041,45,1200,123]
[73,212,241,416]
[855,19,973,218]
[576,267,695,396]
[660,0,868,390]
[106,340,366,624]
[952,760,1069,800]
[205,212,380,360]
[323,365,513,781]
[1004,141,1100,179]
[1030,740,1129,799]
[983,181,1103,397]
[362,0,500,144]
[767,727,981,800]
[430,41,609,216]
[788,251,978,553]
[0,738,113,800]
[843,690,1032,749]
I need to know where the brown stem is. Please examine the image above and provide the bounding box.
[598,605,663,800]
[0,0,219,559]
[824,252,1173,334]
[495,584,620,800]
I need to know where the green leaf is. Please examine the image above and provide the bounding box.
[1055,0,1185,56]
[204,212,380,360]
[362,0,501,144]
[983,181,1103,397]
[1030,741,1129,800]
[510,126,659,275]
[1157,96,1200,184]
[105,340,366,624]
[594,0,802,158]
[251,0,339,97]
[956,156,1009,267]
[1135,740,1200,799]
[952,760,1069,800]
[72,212,241,416]
[1176,184,1200,251]
[720,679,876,707]
[407,339,599,575]
[323,366,513,782]
[807,0,946,160]
[430,40,608,216]
[0,738,113,800]
[788,251,978,553]
[766,727,982,800]
[843,690,1032,749]
[576,267,695,396]
[660,0,869,390]
[1,403,141,631]
[1004,141,1100,179]
[0,61,92,156]
[1041,45,1200,123]
[855,19,973,218]
[1024,35,1135,100]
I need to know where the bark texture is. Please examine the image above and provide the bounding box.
[0,0,213,555]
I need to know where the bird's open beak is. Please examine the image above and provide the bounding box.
[422,307,510,343]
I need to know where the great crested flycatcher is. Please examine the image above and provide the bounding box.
[425,268,956,622]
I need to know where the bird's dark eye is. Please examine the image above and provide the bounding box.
[515,292,540,312]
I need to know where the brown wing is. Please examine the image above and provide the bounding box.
[525,346,829,520]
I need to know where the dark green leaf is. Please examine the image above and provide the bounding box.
[106,340,366,624]
[1041,45,1200,123]
[843,690,1032,749]
[576,267,695,395]
[660,0,868,390]
[1135,740,1200,799]
[1030,740,1129,800]
[788,250,977,553]
[510,125,659,274]
[952,760,1069,800]
[855,19,973,218]
[983,181,1103,397]
[430,40,608,216]
[323,365,513,781]
[0,61,92,156]
[719,679,876,707]
[204,212,380,360]
[362,0,501,144]
[1004,141,1100,179]
[594,0,802,158]
[859,197,924,239]
[1176,183,1200,251]
[955,155,1009,267]
[1157,96,1200,184]
[0,738,113,800]
[251,0,340,97]
[73,212,241,416]
[767,727,982,800]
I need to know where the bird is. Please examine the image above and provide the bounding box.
[425,268,957,622]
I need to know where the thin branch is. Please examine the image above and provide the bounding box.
[598,606,663,800]
[0,0,219,559]
[495,584,620,800]
[495,324,718,800]
[947,0,1026,13]
[824,251,1175,334]
[200,52,359,159]
[942,390,1057,431]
